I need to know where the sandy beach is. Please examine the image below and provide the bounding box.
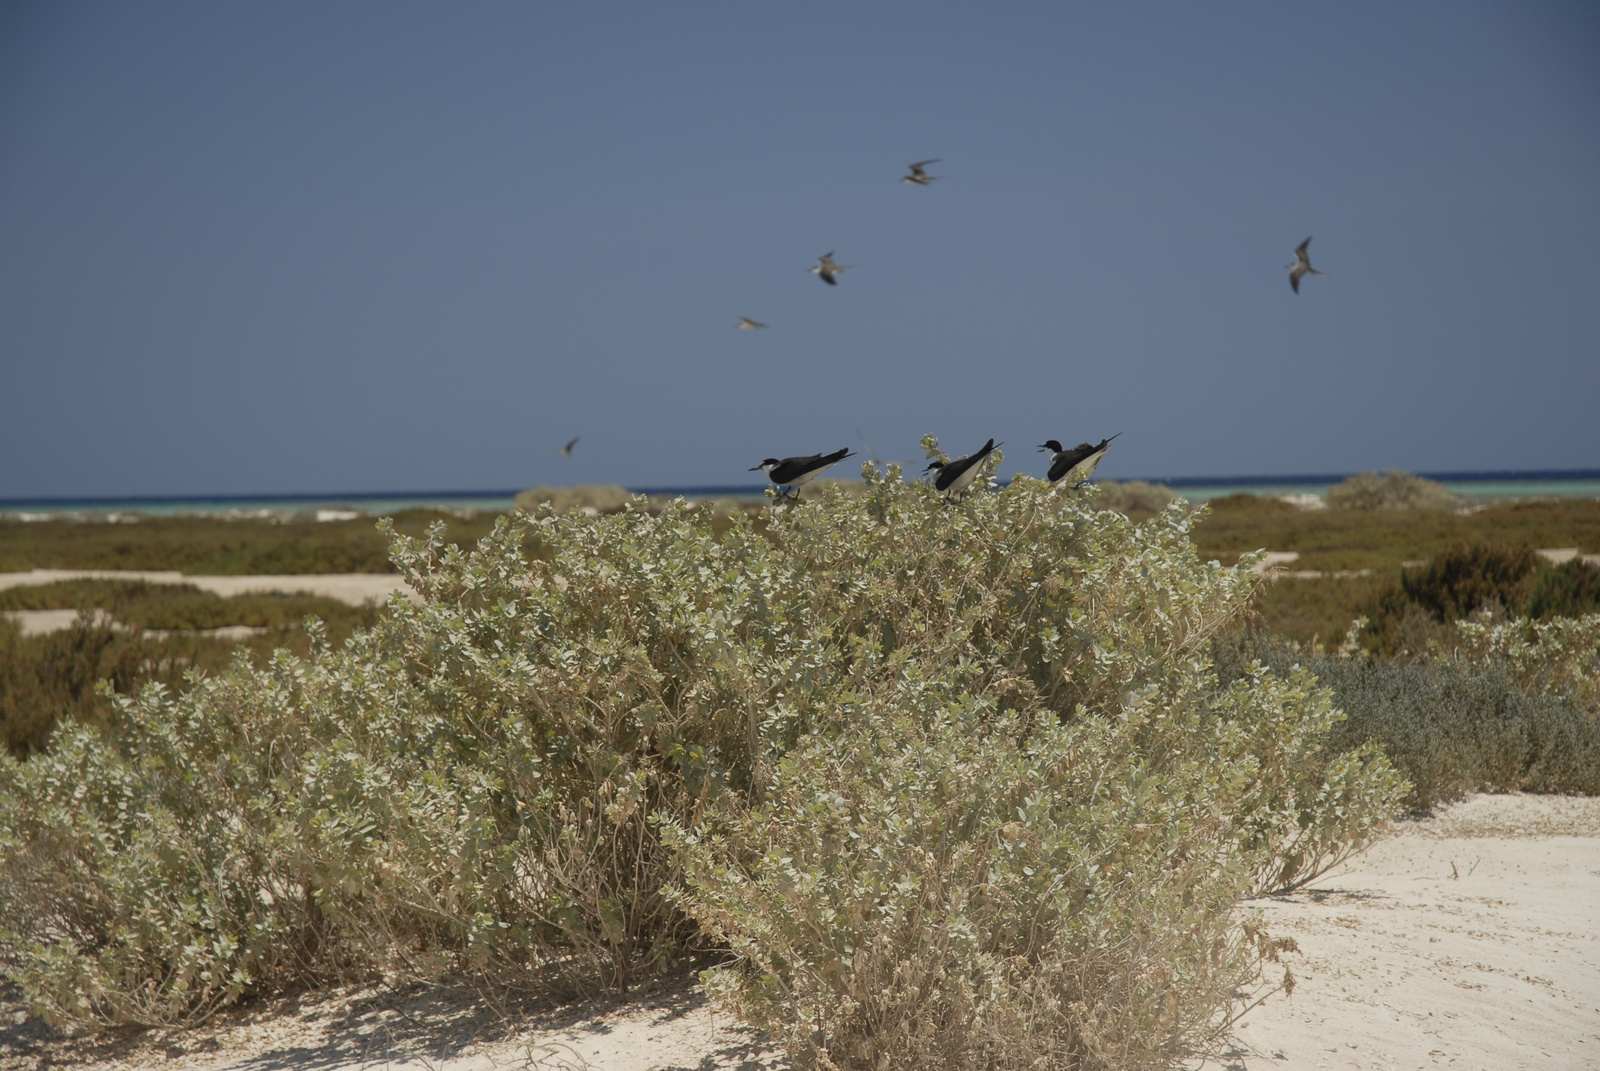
[0,792,1593,1071]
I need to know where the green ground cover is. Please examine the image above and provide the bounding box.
[1,582,380,754]
[0,509,504,574]
[1189,494,1600,572]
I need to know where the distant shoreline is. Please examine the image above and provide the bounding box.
[3,468,1599,517]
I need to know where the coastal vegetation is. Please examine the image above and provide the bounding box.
[0,470,1405,1069]
[0,581,380,753]
[0,475,1596,1067]
[0,509,505,575]
[1323,469,1464,511]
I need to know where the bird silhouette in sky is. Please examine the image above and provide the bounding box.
[1288,237,1327,294]
[811,252,853,286]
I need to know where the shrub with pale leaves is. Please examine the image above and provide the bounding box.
[0,457,1403,1064]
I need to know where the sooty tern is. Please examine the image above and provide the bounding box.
[811,252,853,286]
[902,159,941,185]
[1039,433,1120,486]
[751,447,856,500]
[558,436,579,457]
[926,438,999,500]
[1288,237,1327,294]
[737,317,768,330]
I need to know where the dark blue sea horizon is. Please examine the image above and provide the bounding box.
[3,468,1599,516]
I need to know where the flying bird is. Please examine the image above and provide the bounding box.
[558,436,579,457]
[926,438,1000,500]
[737,317,768,330]
[811,252,853,286]
[1039,434,1120,486]
[902,159,941,185]
[751,447,856,500]
[1288,237,1327,294]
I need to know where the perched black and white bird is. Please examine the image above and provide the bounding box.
[902,159,941,185]
[1288,237,1327,294]
[737,317,768,330]
[811,252,853,286]
[1039,434,1119,486]
[751,447,855,500]
[926,438,999,500]
[558,436,579,457]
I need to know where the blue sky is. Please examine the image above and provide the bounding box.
[2,2,1596,497]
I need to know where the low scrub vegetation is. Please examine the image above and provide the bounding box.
[1325,470,1463,511]
[1,583,379,754]
[513,484,633,514]
[1088,478,1177,517]
[0,510,505,574]
[1189,494,1600,574]
[1362,544,1600,657]
[0,464,1402,1070]
[1216,621,1600,809]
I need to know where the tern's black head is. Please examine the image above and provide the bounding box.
[751,459,781,471]
[924,460,946,473]
[1039,440,1063,453]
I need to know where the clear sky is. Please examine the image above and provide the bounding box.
[2,2,1597,497]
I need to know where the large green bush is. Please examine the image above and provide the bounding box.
[0,465,1403,1068]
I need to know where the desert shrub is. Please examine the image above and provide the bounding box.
[0,464,1402,1056]
[1358,546,1600,656]
[1398,543,1534,621]
[1524,559,1600,620]
[1215,628,1600,807]
[0,585,380,753]
[1325,470,1462,511]
[1452,611,1600,717]
[1360,543,1534,656]
[669,669,1391,1071]
[0,616,157,754]
[1089,479,1178,516]
[513,484,632,514]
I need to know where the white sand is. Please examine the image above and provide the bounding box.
[0,569,416,613]
[2,793,1595,1071]
[1210,792,1600,1071]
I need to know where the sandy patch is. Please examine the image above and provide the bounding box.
[0,979,784,1071]
[2,793,1594,1071]
[0,570,416,608]
[1209,793,1600,1071]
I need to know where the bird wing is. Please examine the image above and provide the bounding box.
[912,159,940,169]
[935,458,968,491]
[938,441,996,491]
[561,437,579,453]
[1290,266,1302,293]
[1048,443,1094,481]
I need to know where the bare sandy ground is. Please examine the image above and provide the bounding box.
[1207,792,1600,1071]
[1,792,1595,1071]
[0,569,416,611]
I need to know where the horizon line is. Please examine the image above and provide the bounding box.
[3,467,1600,509]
